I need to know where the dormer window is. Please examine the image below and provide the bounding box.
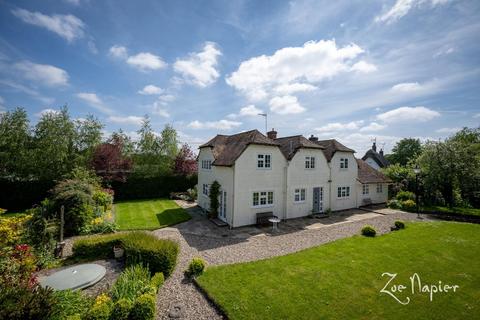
[257,154,271,169]
[201,160,212,170]
[340,158,348,169]
[305,156,315,169]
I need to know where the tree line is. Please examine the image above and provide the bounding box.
[0,107,197,184]
[382,127,480,208]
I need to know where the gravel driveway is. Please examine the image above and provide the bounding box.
[153,204,428,319]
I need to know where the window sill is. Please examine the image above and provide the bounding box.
[256,168,272,170]
[293,201,306,204]
[251,204,274,209]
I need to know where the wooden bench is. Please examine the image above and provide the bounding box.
[256,212,277,226]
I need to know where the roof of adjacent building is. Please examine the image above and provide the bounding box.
[199,129,279,166]
[313,139,355,162]
[356,159,391,183]
[274,135,324,160]
[361,149,390,168]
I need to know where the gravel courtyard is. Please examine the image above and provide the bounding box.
[153,202,429,319]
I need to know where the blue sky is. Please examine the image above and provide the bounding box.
[0,0,479,155]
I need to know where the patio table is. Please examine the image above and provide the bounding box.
[268,217,281,233]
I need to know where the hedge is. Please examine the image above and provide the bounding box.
[72,232,179,277]
[110,174,197,201]
[0,174,197,211]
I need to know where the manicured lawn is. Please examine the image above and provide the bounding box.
[115,199,191,230]
[197,222,480,320]
[422,205,480,217]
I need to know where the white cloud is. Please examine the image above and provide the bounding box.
[14,61,69,86]
[375,0,452,24]
[376,106,440,123]
[150,101,170,118]
[109,45,128,59]
[474,113,480,118]
[12,8,85,42]
[64,0,81,5]
[188,119,242,130]
[35,108,60,117]
[269,95,305,115]
[107,115,144,125]
[273,83,317,95]
[315,121,364,132]
[174,42,222,87]
[239,105,263,117]
[435,127,460,133]
[391,82,423,93]
[138,85,163,95]
[350,61,377,73]
[127,52,167,72]
[226,39,371,104]
[359,122,386,132]
[433,46,456,58]
[157,94,176,106]
[76,92,113,114]
[0,96,5,112]
[0,79,54,104]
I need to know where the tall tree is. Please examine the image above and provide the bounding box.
[90,140,133,183]
[0,108,31,178]
[386,138,423,166]
[32,107,77,180]
[174,143,197,176]
[75,114,103,166]
[160,124,178,159]
[108,129,135,156]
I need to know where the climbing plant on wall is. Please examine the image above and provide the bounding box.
[209,181,221,219]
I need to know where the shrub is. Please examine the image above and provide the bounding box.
[401,200,417,212]
[50,290,92,320]
[110,264,151,302]
[72,233,124,259]
[387,199,402,209]
[0,285,57,320]
[0,245,37,289]
[186,258,206,278]
[80,220,118,235]
[151,272,165,291]
[396,191,415,202]
[0,214,32,247]
[186,187,197,201]
[110,298,132,320]
[208,181,221,219]
[361,225,376,237]
[122,232,179,277]
[129,294,156,320]
[86,293,112,320]
[92,190,113,211]
[394,220,406,229]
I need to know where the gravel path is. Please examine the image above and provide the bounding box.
[151,204,431,319]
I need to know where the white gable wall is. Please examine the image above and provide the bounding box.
[233,144,287,227]
[286,148,330,218]
[330,151,358,211]
[356,182,388,206]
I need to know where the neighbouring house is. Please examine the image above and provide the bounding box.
[361,141,389,170]
[197,129,391,227]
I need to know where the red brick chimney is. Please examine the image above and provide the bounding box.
[267,128,277,140]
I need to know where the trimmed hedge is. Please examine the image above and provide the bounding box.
[72,233,125,259]
[72,232,179,277]
[123,232,179,277]
[110,174,197,201]
[361,225,377,237]
[129,294,156,320]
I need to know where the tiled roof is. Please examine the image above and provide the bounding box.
[274,135,324,160]
[313,139,355,161]
[199,130,279,166]
[361,149,390,168]
[356,159,392,183]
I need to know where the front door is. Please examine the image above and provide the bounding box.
[218,190,227,221]
[313,187,323,213]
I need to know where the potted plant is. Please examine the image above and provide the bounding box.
[113,244,124,259]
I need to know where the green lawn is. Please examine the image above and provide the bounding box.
[115,198,191,230]
[421,205,480,217]
[197,222,480,320]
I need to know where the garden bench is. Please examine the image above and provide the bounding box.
[256,211,277,226]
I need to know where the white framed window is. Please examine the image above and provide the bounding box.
[257,154,271,169]
[377,183,383,193]
[340,158,349,169]
[252,191,274,207]
[362,184,369,195]
[305,156,315,169]
[202,183,209,196]
[294,188,306,202]
[337,186,350,198]
[201,160,212,170]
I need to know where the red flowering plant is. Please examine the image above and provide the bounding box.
[0,244,38,289]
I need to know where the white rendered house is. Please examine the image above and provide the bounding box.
[197,129,390,228]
